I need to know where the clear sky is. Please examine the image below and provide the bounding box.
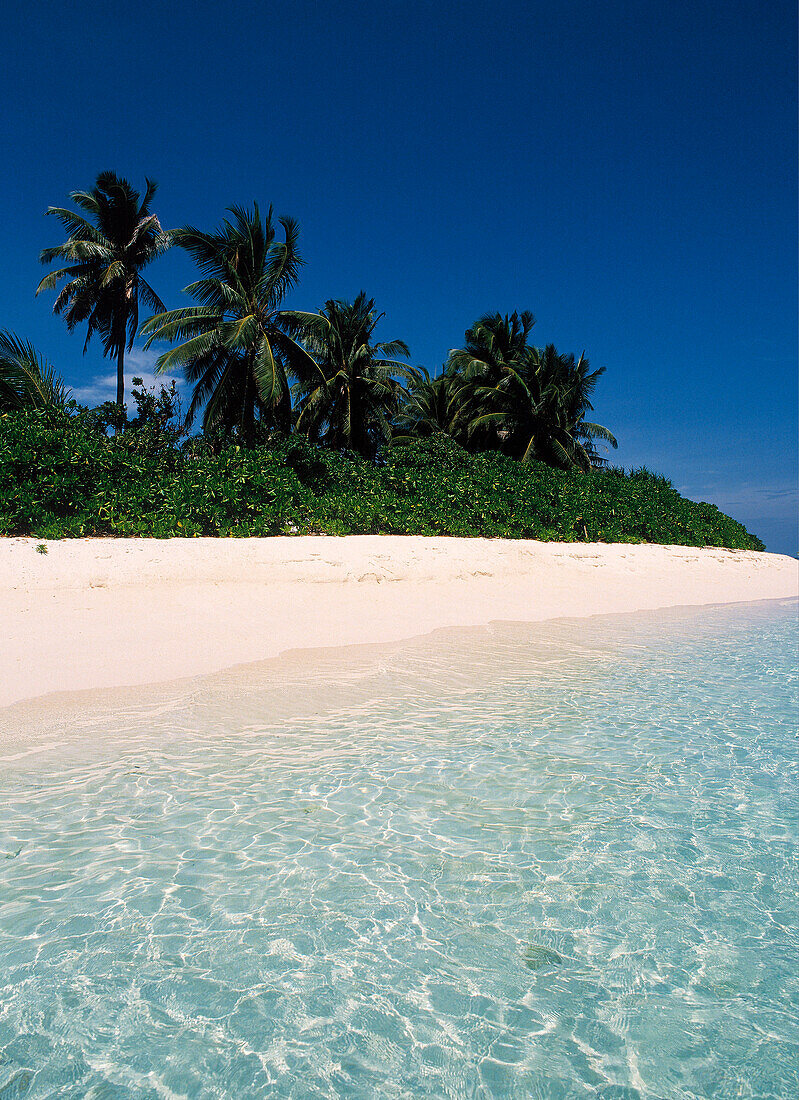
[2,0,796,552]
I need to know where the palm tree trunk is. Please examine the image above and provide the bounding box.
[348,373,359,453]
[242,365,255,445]
[117,286,134,410]
[345,378,352,451]
[116,343,125,408]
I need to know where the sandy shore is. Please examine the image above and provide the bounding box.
[1,537,796,707]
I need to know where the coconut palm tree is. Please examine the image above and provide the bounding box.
[445,311,538,452]
[532,345,618,470]
[460,342,617,468]
[394,366,464,442]
[293,293,412,456]
[0,331,71,412]
[36,172,170,409]
[142,204,320,442]
[447,312,616,468]
[455,348,543,461]
[447,310,536,383]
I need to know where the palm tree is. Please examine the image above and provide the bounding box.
[141,204,320,443]
[394,366,464,442]
[456,350,543,461]
[293,293,412,455]
[447,310,536,382]
[446,313,617,468]
[462,343,617,468]
[446,311,538,452]
[533,345,618,470]
[36,171,170,409]
[0,331,71,412]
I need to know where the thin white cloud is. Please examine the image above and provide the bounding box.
[71,372,119,404]
[70,347,183,407]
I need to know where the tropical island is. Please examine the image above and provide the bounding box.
[0,172,763,549]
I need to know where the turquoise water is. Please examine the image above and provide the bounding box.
[0,601,796,1098]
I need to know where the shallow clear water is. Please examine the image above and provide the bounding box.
[0,601,796,1099]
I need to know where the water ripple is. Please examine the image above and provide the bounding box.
[0,601,796,1098]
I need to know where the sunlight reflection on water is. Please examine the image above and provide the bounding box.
[0,601,796,1098]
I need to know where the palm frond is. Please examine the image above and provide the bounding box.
[253,335,284,408]
[141,307,218,345]
[579,422,618,446]
[155,333,218,373]
[0,330,71,411]
[38,172,167,403]
[43,207,107,244]
[136,277,167,317]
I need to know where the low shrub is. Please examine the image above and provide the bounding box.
[0,410,765,549]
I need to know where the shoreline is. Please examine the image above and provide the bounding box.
[1,536,796,709]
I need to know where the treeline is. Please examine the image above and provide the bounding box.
[0,171,764,549]
[2,172,616,470]
[0,407,763,548]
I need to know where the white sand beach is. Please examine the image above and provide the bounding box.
[0,537,796,708]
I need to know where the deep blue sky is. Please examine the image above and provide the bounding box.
[2,0,796,551]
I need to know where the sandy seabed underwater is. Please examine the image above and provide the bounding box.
[0,599,796,1098]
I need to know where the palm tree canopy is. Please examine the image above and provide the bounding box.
[447,310,536,382]
[446,311,617,469]
[142,203,321,441]
[292,292,412,455]
[394,366,464,442]
[531,345,617,469]
[37,172,169,405]
[0,331,71,412]
[444,311,538,451]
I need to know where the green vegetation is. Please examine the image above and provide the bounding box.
[36,172,169,410]
[292,292,413,457]
[0,403,763,548]
[441,311,616,469]
[140,203,319,440]
[0,171,764,549]
[0,331,71,411]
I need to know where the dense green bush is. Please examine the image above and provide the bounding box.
[0,408,764,549]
